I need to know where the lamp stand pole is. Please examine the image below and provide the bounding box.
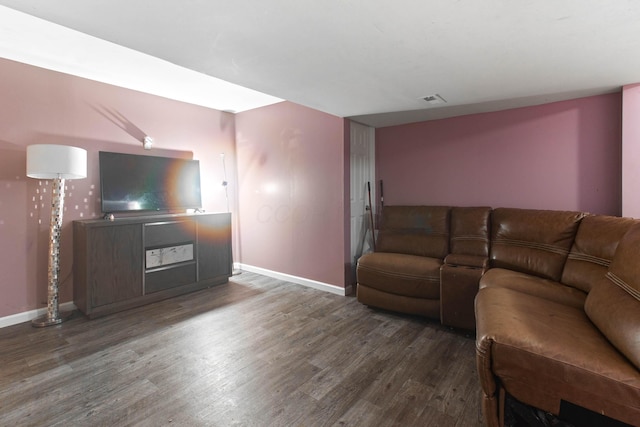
[32,176,73,327]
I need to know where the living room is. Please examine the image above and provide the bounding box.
[1,2,639,426]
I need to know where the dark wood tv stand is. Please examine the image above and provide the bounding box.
[73,212,232,318]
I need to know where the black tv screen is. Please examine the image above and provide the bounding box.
[99,151,202,213]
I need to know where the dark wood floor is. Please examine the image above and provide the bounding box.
[0,272,483,427]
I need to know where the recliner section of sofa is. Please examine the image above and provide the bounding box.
[357,205,491,329]
[356,206,450,319]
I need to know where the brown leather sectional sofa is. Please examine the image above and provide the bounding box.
[356,206,640,426]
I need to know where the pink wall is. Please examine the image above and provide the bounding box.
[622,84,640,218]
[235,102,347,287]
[0,58,236,318]
[376,94,622,215]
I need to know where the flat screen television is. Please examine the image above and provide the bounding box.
[99,151,202,213]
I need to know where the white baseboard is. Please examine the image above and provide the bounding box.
[235,263,352,296]
[0,301,77,329]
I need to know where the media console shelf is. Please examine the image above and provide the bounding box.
[73,212,232,318]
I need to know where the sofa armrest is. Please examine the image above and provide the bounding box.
[444,253,489,269]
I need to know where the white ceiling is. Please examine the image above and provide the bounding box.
[1,1,639,128]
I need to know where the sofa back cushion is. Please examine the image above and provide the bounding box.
[376,206,450,259]
[585,222,640,370]
[490,208,585,281]
[449,206,491,257]
[561,215,639,293]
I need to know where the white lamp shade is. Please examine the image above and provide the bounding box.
[27,144,87,179]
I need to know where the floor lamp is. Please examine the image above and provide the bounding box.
[27,144,87,327]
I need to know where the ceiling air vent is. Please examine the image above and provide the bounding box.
[422,94,447,105]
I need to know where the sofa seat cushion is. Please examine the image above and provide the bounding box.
[476,287,640,425]
[479,268,586,308]
[357,252,441,299]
